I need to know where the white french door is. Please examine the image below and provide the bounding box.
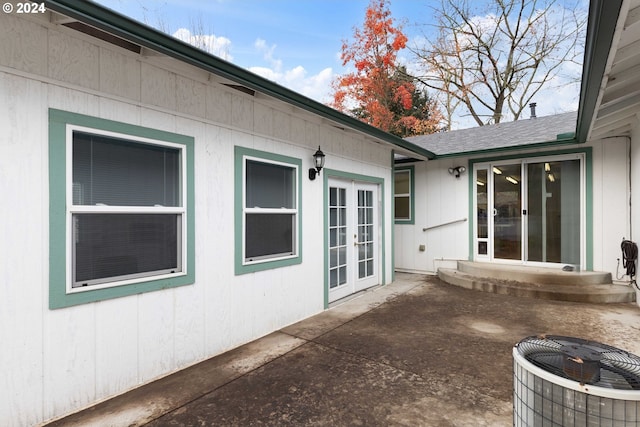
[473,154,585,268]
[327,179,380,303]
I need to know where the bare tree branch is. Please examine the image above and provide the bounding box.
[411,0,587,126]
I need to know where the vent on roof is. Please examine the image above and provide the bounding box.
[63,21,141,54]
[513,335,640,426]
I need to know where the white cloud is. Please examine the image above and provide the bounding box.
[291,67,335,103]
[173,28,233,61]
[254,38,283,73]
[172,30,336,104]
[249,39,336,103]
[248,66,279,81]
[250,65,335,103]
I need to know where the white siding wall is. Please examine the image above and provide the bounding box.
[395,159,470,273]
[590,137,630,276]
[0,12,394,426]
[395,140,631,276]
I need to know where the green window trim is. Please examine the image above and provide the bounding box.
[234,146,303,275]
[49,109,195,309]
[394,165,415,224]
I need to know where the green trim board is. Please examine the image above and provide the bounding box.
[391,151,396,282]
[48,109,195,309]
[234,146,303,275]
[466,147,593,269]
[394,165,415,224]
[322,169,386,309]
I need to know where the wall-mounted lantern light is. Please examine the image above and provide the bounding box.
[448,166,466,178]
[309,146,325,180]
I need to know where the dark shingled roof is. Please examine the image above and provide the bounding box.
[405,111,577,157]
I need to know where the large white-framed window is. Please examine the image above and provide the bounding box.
[68,127,186,291]
[234,146,302,274]
[49,109,195,309]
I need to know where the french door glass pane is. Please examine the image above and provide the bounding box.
[527,160,580,264]
[357,190,374,279]
[329,187,347,288]
[493,164,521,260]
[74,213,179,285]
[73,132,180,207]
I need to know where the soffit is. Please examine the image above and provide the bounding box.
[590,0,640,140]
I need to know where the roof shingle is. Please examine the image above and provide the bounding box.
[405,111,577,156]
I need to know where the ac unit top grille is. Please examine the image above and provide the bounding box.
[515,335,640,390]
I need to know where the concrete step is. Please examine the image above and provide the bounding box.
[438,268,636,304]
[457,260,612,286]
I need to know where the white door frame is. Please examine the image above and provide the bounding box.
[472,153,586,269]
[327,177,381,303]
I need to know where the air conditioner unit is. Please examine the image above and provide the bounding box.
[513,335,640,426]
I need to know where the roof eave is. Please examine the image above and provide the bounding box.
[43,0,435,161]
[575,0,624,143]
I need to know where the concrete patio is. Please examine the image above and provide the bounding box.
[46,273,640,426]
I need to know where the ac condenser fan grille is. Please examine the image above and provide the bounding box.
[514,336,640,426]
[516,336,640,390]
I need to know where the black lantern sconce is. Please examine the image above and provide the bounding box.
[309,146,325,180]
[448,166,466,178]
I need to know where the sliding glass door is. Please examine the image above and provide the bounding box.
[526,159,581,264]
[474,154,584,267]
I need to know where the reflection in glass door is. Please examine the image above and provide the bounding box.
[476,169,489,257]
[329,186,348,290]
[526,160,580,264]
[493,164,522,260]
[357,189,374,280]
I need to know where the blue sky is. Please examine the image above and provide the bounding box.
[94,0,585,129]
[95,0,432,101]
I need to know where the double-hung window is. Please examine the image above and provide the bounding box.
[394,166,414,223]
[235,146,302,274]
[49,109,194,308]
[71,130,184,288]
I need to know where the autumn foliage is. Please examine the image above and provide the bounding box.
[330,0,442,137]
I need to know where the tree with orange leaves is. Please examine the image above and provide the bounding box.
[330,0,442,137]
